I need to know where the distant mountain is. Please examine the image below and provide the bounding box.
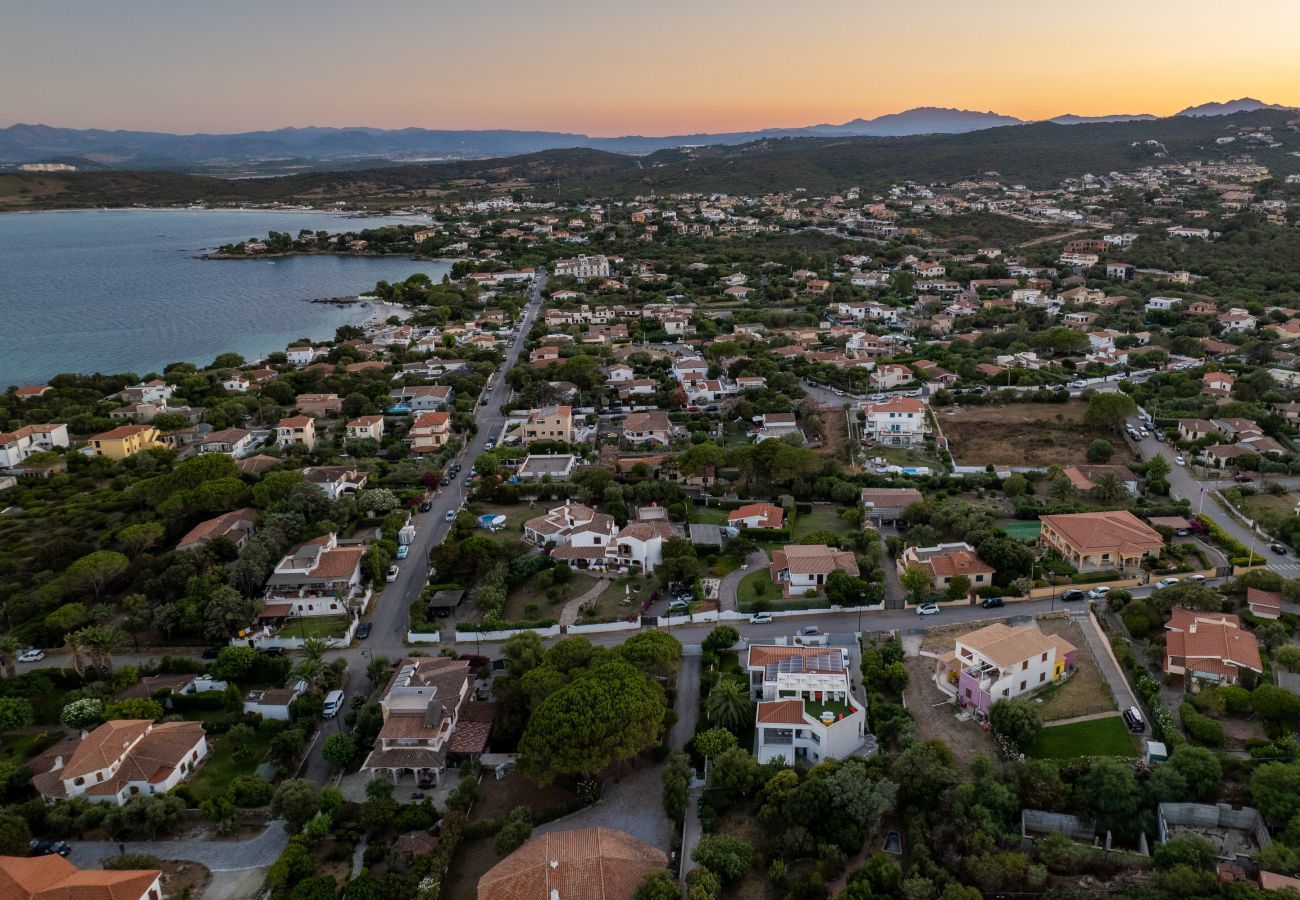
[1048,113,1157,125]
[1177,97,1293,117]
[815,107,1024,136]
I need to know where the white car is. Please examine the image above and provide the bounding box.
[387,564,400,583]
[1087,586,1111,599]
[749,612,773,625]
[1155,577,1180,589]
[1187,574,1207,583]
[16,648,45,663]
[1070,380,1087,389]
[1174,455,1186,466]
[916,603,941,616]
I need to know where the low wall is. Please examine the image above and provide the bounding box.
[454,625,562,643]
[567,619,641,635]
[657,610,721,627]
[718,603,885,622]
[406,631,442,643]
[248,617,358,650]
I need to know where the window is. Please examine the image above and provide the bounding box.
[1040,672,1046,683]
[1041,652,1048,662]
[74,777,84,786]
[1020,680,1026,691]
[1022,661,1028,670]
[964,688,972,699]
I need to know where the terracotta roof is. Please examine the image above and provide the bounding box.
[728,503,784,528]
[91,424,154,441]
[310,546,366,579]
[772,544,859,577]
[1040,510,1163,556]
[921,548,994,579]
[61,720,151,779]
[278,416,312,428]
[0,854,161,900]
[1165,608,1262,673]
[176,507,258,550]
[617,521,675,542]
[478,827,667,900]
[623,411,672,433]
[1247,588,1283,613]
[861,487,923,509]
[757,699,807,725]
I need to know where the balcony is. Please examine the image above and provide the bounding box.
[804,697,857,722]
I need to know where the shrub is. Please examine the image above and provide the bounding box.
[1180,703,1225,747]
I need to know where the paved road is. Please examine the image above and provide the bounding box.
[68,822,289,872]
[716,550,768,612]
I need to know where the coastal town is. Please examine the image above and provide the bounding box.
[6,117,1300,900]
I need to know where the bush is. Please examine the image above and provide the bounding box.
[691,834,753,882]
[1180,703,1225,747]
[494,808,533,856]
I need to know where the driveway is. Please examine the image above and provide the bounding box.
[716,550,768,612]
[67,822,289,872]
[1074,609,1139,712]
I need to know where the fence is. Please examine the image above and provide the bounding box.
[246,617,358,650]
[567,619,641,635]
[406,631,442,644]
[453,624,562,643]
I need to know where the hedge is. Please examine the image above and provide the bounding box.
[1070,570,1125,585]
[1179,702,1225,747]
[457,619,557,632]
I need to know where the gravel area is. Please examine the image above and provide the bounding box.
[67,821,289,872]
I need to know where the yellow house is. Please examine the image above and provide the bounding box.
[89,424,162,460]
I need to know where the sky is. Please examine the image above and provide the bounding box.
[3,0,1299,136]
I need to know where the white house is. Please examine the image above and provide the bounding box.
[222,374,250,392]
[861,397,929,447]
[870,365,913,390]
[553,254,610,280]
[196,427,255,459]
[262,533,368,617]
[932,623,1077,718]
[0,423,70,468]
[244,680,307,720]
[769,544,859,597]
[1145,296,1179,312]
[346,415,385,442]
[286,345,323,366]
[31,719,207,805]
[747,644,869,765]
[671,357,709,383]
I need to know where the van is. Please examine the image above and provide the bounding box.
[323,690,345,719]
[1122,706,1146,733]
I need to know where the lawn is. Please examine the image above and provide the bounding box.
[791,507,855,542]
[1026,716,1137,760]
[866,444,943,470]
[500,572,597,622]
[467,501,538,544]
[691,506,730,526]
[736,568,832,612]
[0,729,63,766]
[940,401,1137,467]
[186,727,275,803]
[999,520,1042,541]
[280,616,351,639]
[575,580,643,624]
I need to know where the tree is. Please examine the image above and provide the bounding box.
[519,661,664,783]
[989,699,1042,750]
[901,565,932,603]
[0,813,31,856]
[691,834,753,882]
[1147,453,1171,481]
[1091,472,1125,502]
[1076,758,1141,833]
[826,570,876,607]
[271,779,321,834]
[945,574,971,601]
[501,631,545,676]
[0,697,34,732]
[694,727,738,760]
[79,625,124,674]
[702,626,740,655]
[1153,834,1217,870]
[104,699,164,721]
[1084,392,1136,435]
[62,630,88,677]
[64,550,131,601]
[1048,475,1076,503]
[358,488,400,514]
[1252,761,1300,822]
[494,807,533,856]
[634,869,679,900]
[1252,684,1300,724]
[704,678,753,732]
[0,636,17,679]
[116,522,165,557]
[1086,439,1115,464]
[60,697,104,729]
[322,733,356,770]
[1165,746,1223,801]
[103,794,185,840]
[618,631,683,683]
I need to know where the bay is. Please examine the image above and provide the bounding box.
[0,209,451,387]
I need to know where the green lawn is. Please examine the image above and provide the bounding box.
[999,520,1042,541]
[0,730,64,766]
[691,506,729,526]
[469,502,539,544]
[280,616,352,639]
[791,508,855,542]
[736,568,832,612]
[186,728,275,804]
[1026,716,1137,760]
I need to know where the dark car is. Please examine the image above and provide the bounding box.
[1272,543,1289,556]
[201,646,222,659]
[981,596,1005,609]
[258,646,285,657]
[1234,473,1254,483]
[439,476,451,486]
[29,839,71,857]
[357,622,372,640]
[419,500,433,512]
[1060,589,1086,602]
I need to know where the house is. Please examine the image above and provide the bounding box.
[516,453,577,481]
[392,385,454,411]
[746,643,869,765]
[116,673,228,701]
[222,373,250,392]
[196,427,255,458]
[262,533,368,617]
[1218,309,1258,333]
[932,623,1077,716]
[0,854,163,900]
[478,828,666,900]
[553,254,610,280]
[13,385,53,400]
[755,412,803,442]
[1060,464,1139,496]
[346,415,385,442]
[30,719,207,805]
[1108,262,1136,281]
[1246,588,1283,620]
[286,345,323,366]
[1062,311,1098,330]
[1204,444,1258,468]
[671,357,709,383]
[276,416,317,450]
[1146,296,1179,312]
[522,406,573,444]
[899,542,995,592]
[870,364,913,390]
[409,411,453,453]
[1164,608,1263,687]
[728,502,785,530]
[770,544,859,598]
[861,487,923,524]
[88,424,161,460]
[244,681,306,720]
[176,507,259,552]
[606,520,675,573]
[861,396,929,447]
[622,410,675,446]
[1178,419,1218,442]
[361,657,491,785]
[303,465,368,500]
[1038,510,1164,572]
[1202,372,1235,397]
[295,393,342,416]
[523,502,618,551]
[0,423,70,468]
[120,379,174,405]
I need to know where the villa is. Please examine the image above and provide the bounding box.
[747,643,870,764]
[769,544,859,598]
[932,623,1077,716]
[30,719,207,805]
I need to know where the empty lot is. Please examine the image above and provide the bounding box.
[940,401,1136,467]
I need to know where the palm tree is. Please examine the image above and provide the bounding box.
[705,679,753,732]
[291,658,325,695]
[1091,472,1125,503]
[300,637,328,665]
[0,636,18,679]
[79,626,124,675]
[63,632,87,678]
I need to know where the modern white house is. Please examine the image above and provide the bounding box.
[261,532,369,618]
[0,423,70,468]
[244,680,307,720]
[932,623,1077,718]
[196,427,256,459]
[861,397,930,447]
[747,643,870,765]
[31,719,207,805]
[525,502,673,572]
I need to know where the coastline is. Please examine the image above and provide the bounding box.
[0,205,431,219]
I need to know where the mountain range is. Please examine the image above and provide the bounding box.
[0,98,1292,172]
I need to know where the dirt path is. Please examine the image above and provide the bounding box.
[558,578,610,627]
[1043,710,1123,728]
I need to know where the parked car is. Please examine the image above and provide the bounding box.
[439,476,451,486]
[1155,577,1180,589]
[1234,474,1254,483]
[1087,586,1111,599]
[1122,706,1147,733]
[1272,543,1289,556]
[666,599,690,613]
[322,689,345,719]
[419,500,433,512]
[396,545,409,560]
[981,596,1005,609]
[916,603,941,616]
[797,626,822,636]
[1174,455,1186,466]
[387,564,400,582]
[445,510,456,523]
[16,648,45,663]
[1154,432,1165,443]
[1059,589,1086,602]
[749,612,773,625]
[28,839,71,857]
[1187,575,1206,583]
[259,646,286,657]
[357,621,372,640]
[201,647,222,660]
[1070,380,1087,389]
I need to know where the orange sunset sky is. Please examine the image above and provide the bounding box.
[3,0,1299,135]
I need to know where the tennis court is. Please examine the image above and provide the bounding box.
[1000,520,1041,541]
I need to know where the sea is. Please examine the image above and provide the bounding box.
[0,208,452,387]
